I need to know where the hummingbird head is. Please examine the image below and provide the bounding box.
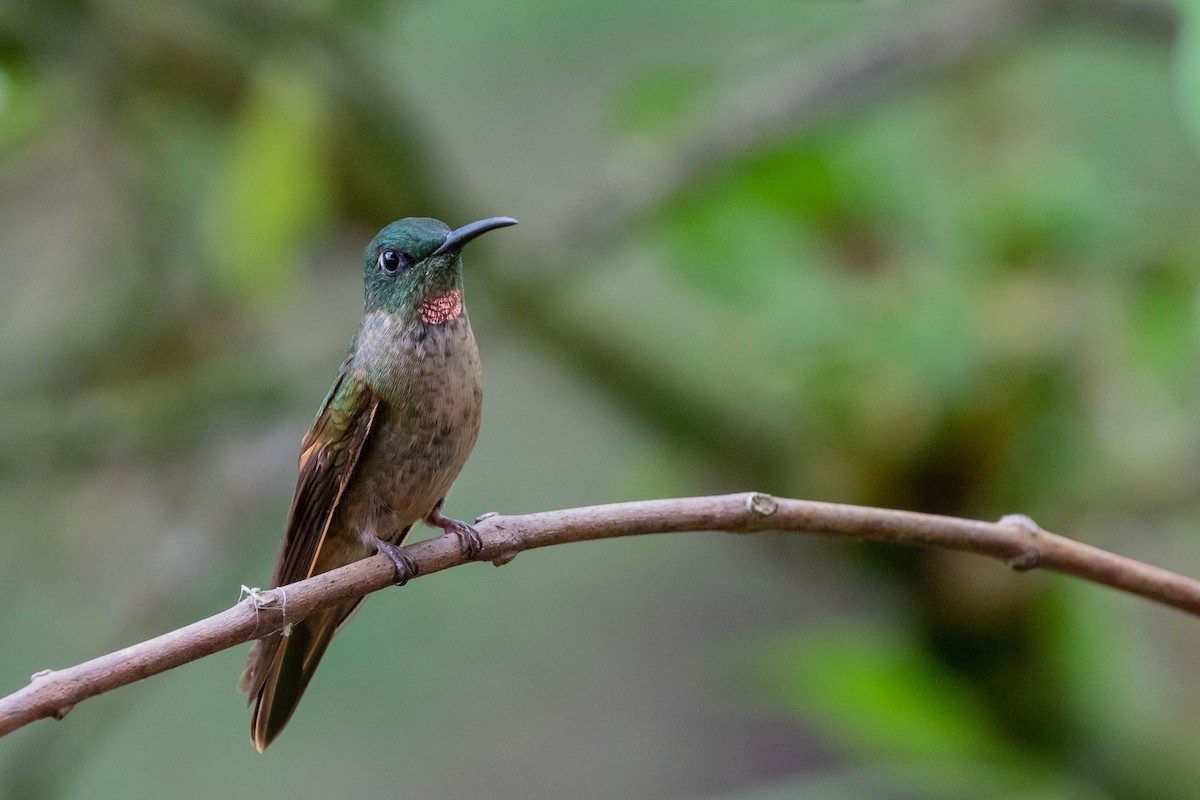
[362,216,516,323]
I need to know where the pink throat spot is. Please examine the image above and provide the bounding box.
[419,289,463,325]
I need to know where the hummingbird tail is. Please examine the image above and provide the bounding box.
[242,599,363,752]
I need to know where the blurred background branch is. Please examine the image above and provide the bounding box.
[558,0,1047,247]
[1057,0,1179,37]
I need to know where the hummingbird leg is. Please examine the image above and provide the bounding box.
[425,502,483,560]
[369,537,420,586]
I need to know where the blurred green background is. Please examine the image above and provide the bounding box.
[2,0,1199,797]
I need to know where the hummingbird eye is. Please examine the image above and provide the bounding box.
[377,249,412,275]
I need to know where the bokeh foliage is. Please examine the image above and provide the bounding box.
[1,1,1198,798]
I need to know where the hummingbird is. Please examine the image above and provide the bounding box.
[240,215,517,751]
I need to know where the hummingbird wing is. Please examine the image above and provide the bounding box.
[242,357,381,751]
[273,358,380,588]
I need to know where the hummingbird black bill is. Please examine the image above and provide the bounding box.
[432,216,518,256]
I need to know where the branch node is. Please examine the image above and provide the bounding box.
[1009,551,1042,572]
[241,584,291,636]
[51,704,73,721]
[487,530,519,567]
[477,515,516,565]
[746,492,778,518]
[30,669,53,682]
[999,513,1041,535]
[239,585,268,608]
[490,551,518,567]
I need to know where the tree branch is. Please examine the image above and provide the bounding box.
[3,492,1198,737]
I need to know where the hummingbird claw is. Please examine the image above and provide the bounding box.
[442,520,483,559]
[426,506,483,559]
[452,525,484,560]
[373,539,420,586]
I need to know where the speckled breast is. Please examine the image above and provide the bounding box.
[336,311,483,545]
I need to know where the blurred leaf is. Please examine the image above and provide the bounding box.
[661,137,889,307]
[970,175,1100,270]
[609,66,713,140]
[1125,259,1199,395]
[1042,580,1200,798]
[0,52,47,156]
[664,191,812,305]
[748,625,1080,798]
[753,625,1018,762]
[202,61,332,302]
[740,140,883,234]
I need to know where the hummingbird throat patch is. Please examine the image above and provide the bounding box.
[419,289,464,325]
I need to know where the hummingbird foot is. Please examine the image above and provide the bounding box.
[426,505,483,560]
[372,539,420,586]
